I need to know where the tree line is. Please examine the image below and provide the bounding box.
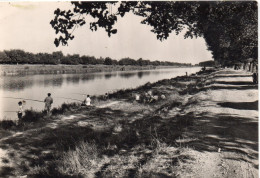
[0,49,192,66]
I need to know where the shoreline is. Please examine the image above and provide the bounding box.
[0,64,195,76]
[0,68,258,177]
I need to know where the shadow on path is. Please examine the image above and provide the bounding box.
[215,81,255,86]
[216,75,252,78]
[217,101,258,110]
[179,112,258,168]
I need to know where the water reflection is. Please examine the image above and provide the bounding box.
[81,74,97,82]
[137,71,151,78]
[66,75,80,84]
[41,76,64,87]
[119,72,137,78]
[0,76,34,91]
[52,77,63,87]
[0,68,197,92]
[104,73,117,79]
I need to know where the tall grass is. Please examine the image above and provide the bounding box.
[52,102,80,115]
[57,141,100,177]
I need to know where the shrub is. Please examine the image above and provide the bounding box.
[0,119,16,130]
[52,103,80,115]
[21,110,45,122]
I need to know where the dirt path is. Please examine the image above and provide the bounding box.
[174,69,258,177]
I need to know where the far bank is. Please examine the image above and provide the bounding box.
[0,64,196,76]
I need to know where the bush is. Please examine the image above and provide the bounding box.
[0,119,16,130]
[21,110,45,122]
[52,103,80,115]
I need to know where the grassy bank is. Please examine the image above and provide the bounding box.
[0,68,258,177]
[0,64,187,76]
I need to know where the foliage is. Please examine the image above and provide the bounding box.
[104,57,113,65]
[0,49,192,66]
[21,110,45,122]
[50,1,258,65]
[199,60,215,67]
[0,119,16,130]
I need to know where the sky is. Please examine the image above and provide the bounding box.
[0,2,213,64]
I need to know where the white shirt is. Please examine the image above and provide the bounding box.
[18,105,23,113]
[86,97,91,106]
[135,94,140,101]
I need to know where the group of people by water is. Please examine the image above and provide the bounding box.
[16,89,164,120]
[134,90,166,104]
[17,92,92,120]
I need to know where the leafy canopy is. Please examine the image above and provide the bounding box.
[50,1,257,63]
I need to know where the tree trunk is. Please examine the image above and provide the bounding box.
[249,62,252,72]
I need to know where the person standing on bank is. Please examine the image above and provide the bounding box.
[44,93,53,115]
[85,95,91,106]
[17,101,24,120]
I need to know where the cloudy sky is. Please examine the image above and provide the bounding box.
[0,2,213,64]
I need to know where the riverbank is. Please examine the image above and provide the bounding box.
[0,68,258,177]
[0,64,192,76]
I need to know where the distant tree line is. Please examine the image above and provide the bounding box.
[0,49,192,66]
[199,60,215,67]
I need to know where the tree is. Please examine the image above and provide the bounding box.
[52,51,64,64]
[0,51,11,64]
[104,57,113,65]
[51,1,257,66]
[119,57,137,65]
[4,49,28,64]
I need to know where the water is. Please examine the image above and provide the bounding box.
[0,67,201,120]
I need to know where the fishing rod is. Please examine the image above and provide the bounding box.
[3,96,83,103]
[55,97,83,102]
[3,111,19,112]
[71,93,87,96]
[2,97,44,103]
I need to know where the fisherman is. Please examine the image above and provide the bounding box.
[17,101,23,119]
[44,93,53,115]
[135,93,140,102]
[103,93,109,100]
[85,95,91,106]
[141,92,148,103]
[201,66,206,71]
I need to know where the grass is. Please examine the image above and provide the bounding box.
[57,141,100,177]
[52,102,81,115]
[33,134,194,177]
[0,102,82,131]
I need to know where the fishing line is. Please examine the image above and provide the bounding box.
[71,93,86,96]
[2,97,44,103]
[55,97,83,102]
